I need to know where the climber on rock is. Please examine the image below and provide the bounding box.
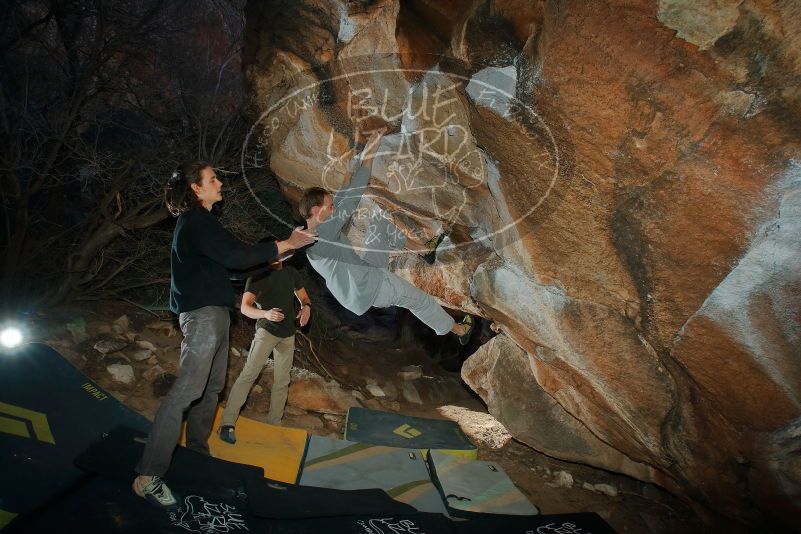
[299,129,474,344]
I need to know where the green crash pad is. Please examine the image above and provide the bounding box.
[428,451,540,517]
[300,435,447,515]
[344,407,477,458]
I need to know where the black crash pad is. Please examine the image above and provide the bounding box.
[7,426,452,534]
[0,343,149,526]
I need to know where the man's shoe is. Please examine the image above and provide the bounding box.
[219,425,236,444]
[420,233,446,265]
[133,476,178,510]
[457,315,474,346]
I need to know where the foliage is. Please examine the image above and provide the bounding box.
[0,0,258,307]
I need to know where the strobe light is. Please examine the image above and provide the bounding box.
[0,326,24,349]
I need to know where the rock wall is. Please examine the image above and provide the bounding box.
[242,0,801,527]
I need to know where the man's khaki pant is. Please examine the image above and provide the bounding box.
[221,327,295,426]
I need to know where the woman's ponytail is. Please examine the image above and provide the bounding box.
[164,161,211,216]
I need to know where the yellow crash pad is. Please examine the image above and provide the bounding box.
[180,406,308,483]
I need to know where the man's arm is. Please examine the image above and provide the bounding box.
[191,216,278,270]
[294,287,311,327]
[241,291,284,322]
[192,218,315,271]
[326,130,386,236]
[321,164,371,238]
[229,264,272,281]
[276,227,317,255]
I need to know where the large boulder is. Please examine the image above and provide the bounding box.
[461,332,668,487]
[242,0,801,528]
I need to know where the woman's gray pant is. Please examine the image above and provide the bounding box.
[135,306,230,477]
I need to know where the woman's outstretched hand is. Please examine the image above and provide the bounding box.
[287,226,318,248]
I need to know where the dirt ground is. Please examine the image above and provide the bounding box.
[34,301,711,534]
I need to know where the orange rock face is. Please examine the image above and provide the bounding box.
[242,0,801,528]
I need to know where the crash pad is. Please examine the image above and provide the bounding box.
[428,451,539,517]
[300,435,447,515]
[344,407,477,459]
[0,343,149,528]
[180,406,308,483]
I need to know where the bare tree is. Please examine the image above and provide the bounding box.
[1,0,254,307]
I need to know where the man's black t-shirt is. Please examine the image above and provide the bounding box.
[245,266,303,338]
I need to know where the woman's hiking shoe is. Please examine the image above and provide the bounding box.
[420,233,446,265]
[219,425,236,444]
[457,315,474,346]
[132,476,178,510]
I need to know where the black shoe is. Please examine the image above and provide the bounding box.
[219,425,236,444]
[457,315,474,346]
[420,233,446,265]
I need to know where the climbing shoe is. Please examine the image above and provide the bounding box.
[219,425,236,444]
[420,233,446,265]
[457,315,474,346]
[132,475,178,511]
